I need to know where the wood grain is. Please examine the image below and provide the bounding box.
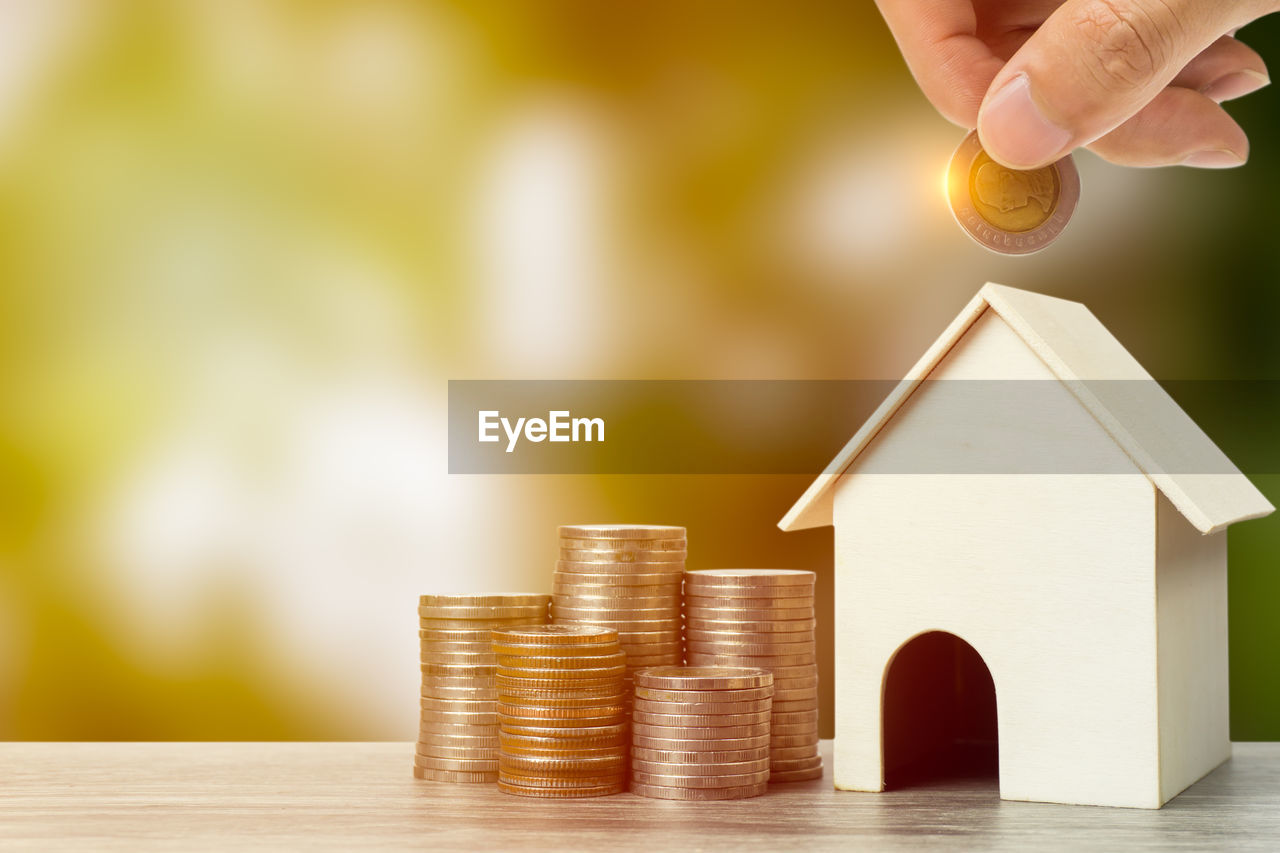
[1,741,1278,851]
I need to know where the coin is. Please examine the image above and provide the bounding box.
[557,524,686,540]
[686,652,815,667]
[499,685,627,699]
[623,653,684,667]
[633,698,770,716]
[418,628,496,642]
[498,662,627,677]
[686,605,815,620]
[684,594,813,608]
[555,560,687,575]
[632,722,770,740]
[421,661,497,674]
[685,640,815,656]
[414,755,500,772]
[770,694,819,708]
[631,747,769,764]
[419,593,551,607]
[496,717,627,732]
[420,651,495,665]
[417,744,504,760]
[550,590,682,607]
[634,686,775,703]
[684,569,815,586]
[631,769,771,789]
[770,754,823,772]
[554,571,685,586]
[498,694,628,710]
[498,696,628,711]
[419,617,545,630]
[769,766,824,783]
[501,732,629,750]
[500,753,627,772]
[492,641,624,658]
[495,652,626,669]
[497,780,624,798]
[556,601,684,615]
[492,624,620,644]
[631,756,770,776]
[560,537,686,551]
[497,772,626,789]
[557,619,682,633]
[412,765,497,783]
[420,725,500,741]
[501,712,627,732]
[501,714,628,730]
[946,129,1079,254]
[553,593,680,609]
[633,666,773,691]
[628,781,767,800]
[632,734,771,751]
[632,710,772,728]
[684,617,816,633]
[771,745,820,761]
[559,548,687,563]
[551,584,682,599]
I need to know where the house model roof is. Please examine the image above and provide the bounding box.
[780,283,1275,535]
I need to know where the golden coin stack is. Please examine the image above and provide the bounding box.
[415,593,550,783]
[551,524,687,701]
[630,666,773,800]
[683,569,823,782]
[493,624,630,798]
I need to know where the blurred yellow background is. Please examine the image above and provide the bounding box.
[2,0,1277,740]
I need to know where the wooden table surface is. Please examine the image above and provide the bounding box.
[3,741,1279,851]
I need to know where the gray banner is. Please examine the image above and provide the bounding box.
[447,380,1280,475]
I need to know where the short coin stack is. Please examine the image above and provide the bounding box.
[493,624,630,798]
[416,593,550,782]
[683,570,823,782]
[551,525,686,702]
[630,666,773,800]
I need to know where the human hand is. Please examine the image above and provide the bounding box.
[876,0,1278,169]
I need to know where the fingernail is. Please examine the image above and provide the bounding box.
[1200,69,1270,103]
[1181,149,1246,168]
[978,73,1073,169]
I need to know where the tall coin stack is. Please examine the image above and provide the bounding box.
[416,593,550,782]
[551,525,686,701]
[683,569,823,782]
[630,666,773,800]
[492,624,630,798]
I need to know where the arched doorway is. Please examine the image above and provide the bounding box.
[882,631,998,790]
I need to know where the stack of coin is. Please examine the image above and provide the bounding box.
[415,593,550,783]
[493,624,630,798]
[683,570,822,782]
[630,666,773,800]
[551,525,686,702]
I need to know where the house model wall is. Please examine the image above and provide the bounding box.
[780,283,1274,809]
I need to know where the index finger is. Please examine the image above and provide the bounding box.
[875,0,1006,126]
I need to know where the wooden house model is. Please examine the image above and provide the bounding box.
[779,283,1274,808]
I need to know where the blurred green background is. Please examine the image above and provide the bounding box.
[0,0,1276,741]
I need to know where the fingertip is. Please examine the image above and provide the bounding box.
[1200,69,1270,103]
[1180,148,1248,168]
[1084,87,1249,168]
[976,73,1073,169]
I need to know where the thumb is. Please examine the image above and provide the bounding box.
[976,0,1256,169]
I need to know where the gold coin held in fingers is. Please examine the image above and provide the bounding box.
[946,130,1079,255]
